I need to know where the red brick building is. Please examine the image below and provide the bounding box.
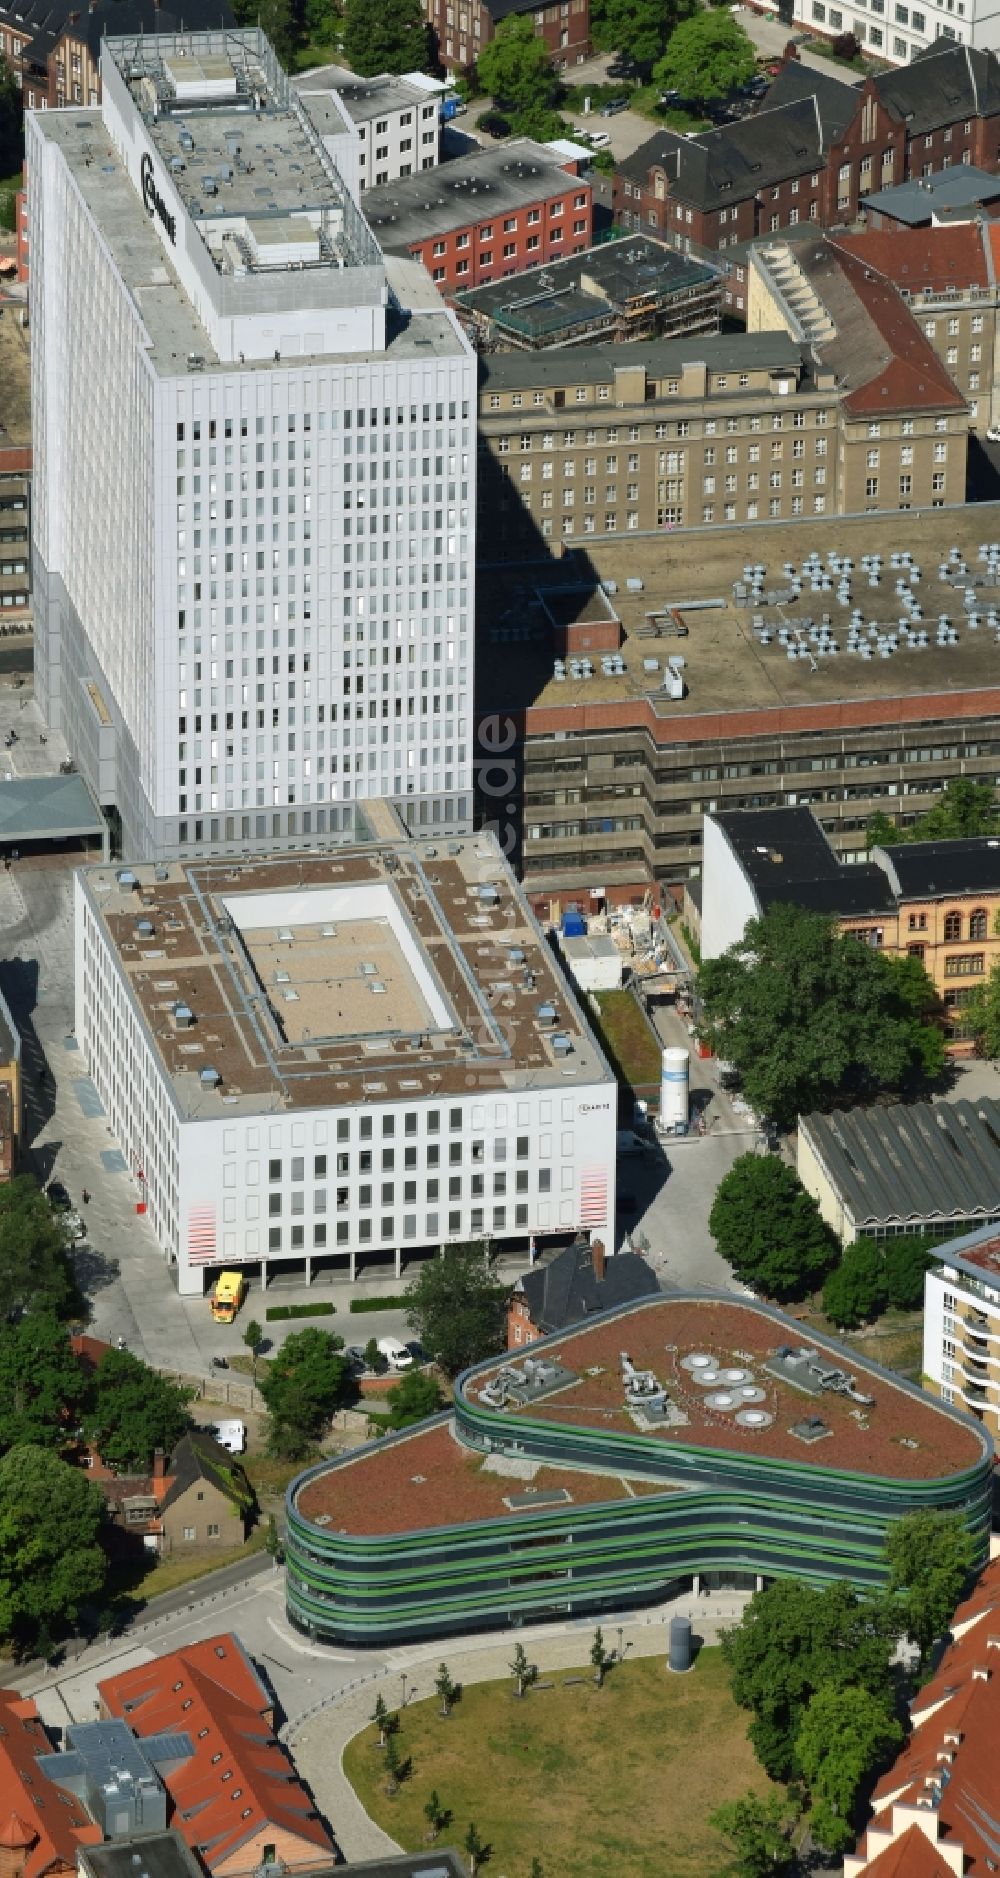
[425,0,590,76]
[364,139,592,291]
[0,0,234,109]
[614,41,1000,261]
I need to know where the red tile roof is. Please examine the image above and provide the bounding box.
[855,1822,960,1878]
[0,1691,101,1878]
[851,1557,1000,1874]
[836,224,991,294]
[824,238,968,416]
[98,1638,333,1874]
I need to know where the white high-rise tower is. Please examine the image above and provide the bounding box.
[28,29,475,858]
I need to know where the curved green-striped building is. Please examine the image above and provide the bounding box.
[285,1293,992,1645]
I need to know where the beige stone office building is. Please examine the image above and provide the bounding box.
[476,234,967,553]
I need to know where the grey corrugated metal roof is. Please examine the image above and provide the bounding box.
[0,774,104,841]
[801,1099,1000,1231]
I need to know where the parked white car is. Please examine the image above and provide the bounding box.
[377,1336,415,1372]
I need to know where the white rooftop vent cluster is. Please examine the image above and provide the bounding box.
[745,539,1000,666]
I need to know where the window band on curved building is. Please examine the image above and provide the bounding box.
[284,1292,993,1645]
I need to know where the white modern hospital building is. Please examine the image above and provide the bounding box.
[28,29,476,860]
[74,819,618,1295]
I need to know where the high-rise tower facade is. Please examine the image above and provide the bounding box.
[29,29,475,858]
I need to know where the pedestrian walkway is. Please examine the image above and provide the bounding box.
[286,1593,750,1862]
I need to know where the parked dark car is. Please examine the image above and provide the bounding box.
[479,111,511,138]
[600,95,630,116]
[47,1180,72,1211]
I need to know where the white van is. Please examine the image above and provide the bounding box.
[378,1336,415,1372]
[210,1419,247,1454]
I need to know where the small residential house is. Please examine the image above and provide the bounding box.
[508,1238,659,1348]
[90,1430,252,1556]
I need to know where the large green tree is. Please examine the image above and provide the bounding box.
[709,1792,796,1878]
[965,958,1000,1058]
[708,1155,836,1301]
[883,1233,936,1311]
[0,53,23,191]
[652,11,756,105]
[722,1578,897,1780]
[85,1349,192,1474]
[230,0,296,61]
[343,0,429,76]
[885,1509,977,1665]
[477,18,558,126]
[386,1368,445,1429]
[822,1237,888,1330]
[0,1445,106,1647]
[796,1685,901,1853]
[0,1313,90,1454]
[0,1177,83,1323]
[405,1242,508,1376]
[867,776,1000,849]
[590,0,693,70]
[259,1327,350,1459]
[697,903,945,1129]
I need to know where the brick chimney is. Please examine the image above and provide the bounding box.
[152,1448,165,1480]
[591,1238,606,1284]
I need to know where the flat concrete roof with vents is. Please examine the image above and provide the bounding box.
[76,828,613,1117]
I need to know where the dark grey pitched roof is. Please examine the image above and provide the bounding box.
[875,41,1000,136]
[762,58,860,142]
[21,0,234,65]
[619,97,829,212]
[162,1429,247,1512]
[874,837,1000,900]
[800,1099,1000,1232]
[519,1243,659,1335]
[6,0,67,68]
[711,807,895,920]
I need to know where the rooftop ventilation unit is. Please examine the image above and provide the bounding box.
[199,1066,222,1087]
[117,869,138,888]
[135,919,155,938]
[552,1032,572,1055]
[172,1002,194,1029]
[536,1002,557,1026]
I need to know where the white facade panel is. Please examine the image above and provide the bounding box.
[76,874,618,1296]
[700,813,761,960]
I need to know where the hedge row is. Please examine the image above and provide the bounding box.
[349,1294,409,1314]
[265,1301,337,1322]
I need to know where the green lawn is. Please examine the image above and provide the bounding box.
[798,1305,924,1382]
[343,1649,776,1878]
[288,37,342,72]
[592,989,663,1093]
